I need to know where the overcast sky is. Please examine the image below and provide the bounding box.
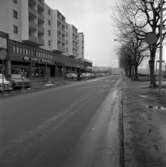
[46,0,118,67]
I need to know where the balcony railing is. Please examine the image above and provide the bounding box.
[38,26,44,34]
[38,38,44,45]
[29,35,38,43]
[38,14,44,24]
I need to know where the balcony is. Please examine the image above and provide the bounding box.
[38,0,44,12]
[38,26,44,34]
[29,7,37,20]
[28,0,36,7]
[29,21,37,32]
[29,35,38,44]
[38,14,44,24]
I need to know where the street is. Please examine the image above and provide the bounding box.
[0,75,121,167]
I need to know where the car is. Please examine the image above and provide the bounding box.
[65,72,77,79]
[0,74,12,91]
[80,73,96,79]
[10,74,31,89]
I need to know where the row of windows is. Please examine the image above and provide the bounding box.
[12,45,53,60]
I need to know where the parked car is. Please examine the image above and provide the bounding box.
[0,74,12,91]
[80,72,96,79]
[65,72,77,79]
[10,74,31,89]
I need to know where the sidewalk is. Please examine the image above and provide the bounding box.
[121,77,166,167]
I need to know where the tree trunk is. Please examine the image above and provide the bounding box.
[149,46,157,88]
[134,65,138,80]
[149,59,157,88]
[128,64,132,78]
[131,65,135,80]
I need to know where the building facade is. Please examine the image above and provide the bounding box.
[0,0,45,45]
[0,0,91,78]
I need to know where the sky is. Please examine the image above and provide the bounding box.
[46,0,118,67]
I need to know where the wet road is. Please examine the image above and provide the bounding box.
[0,75,120,167]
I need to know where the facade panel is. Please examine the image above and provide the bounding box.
[65,24,78,57]
[78,32,84,59]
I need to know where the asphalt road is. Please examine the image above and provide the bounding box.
[0,75,120,167]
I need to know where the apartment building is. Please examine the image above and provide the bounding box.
[0,0,45,45]
[0,0,22,42]
[78,32,84,59]
[0,0,90,78]
[65,24,78,57]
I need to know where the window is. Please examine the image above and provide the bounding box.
[48,9,51,15]
[48,30,51,36]
[13,0,17,4]
[48,40,51,46]
[13,10,18,19]
[48,20,51,25]
[13,25,18,34]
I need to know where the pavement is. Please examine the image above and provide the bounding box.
[121,76,166,167]
[0,75,121,167]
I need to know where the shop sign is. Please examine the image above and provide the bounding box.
[41,59,48,63]
[31,57,38,62]
[23,56,30,61]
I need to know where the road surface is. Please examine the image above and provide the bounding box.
[0,75,121,167]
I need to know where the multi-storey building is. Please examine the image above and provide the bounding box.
[65,24,78,57]
[78,32,84,59]
[0,0,91,78]
[0,0,45,45]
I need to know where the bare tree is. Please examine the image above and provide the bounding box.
[118,44,132,77]
[115,0,166,87]
[114,0,148,80]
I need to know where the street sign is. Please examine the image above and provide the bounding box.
[0,49,7,60]
[145,32,158,44]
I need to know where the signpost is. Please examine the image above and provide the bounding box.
[145,32,158,45]
[159,0,164,95]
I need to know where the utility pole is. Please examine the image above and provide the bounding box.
[159,0,163,95]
